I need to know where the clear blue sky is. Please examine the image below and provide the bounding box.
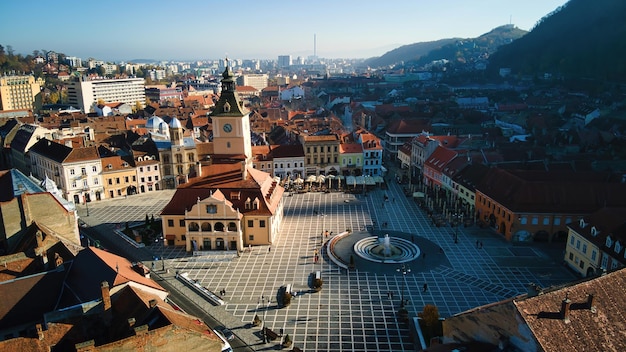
[0,0,569,62]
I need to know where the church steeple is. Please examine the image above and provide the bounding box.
[210,58,252,167]
[212,59,248,116]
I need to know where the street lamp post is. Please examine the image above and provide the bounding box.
[396,264,411,308]
[83,188,90,216]
[162,234,166,271]
[261,296,270,343]
[453,213,462,243]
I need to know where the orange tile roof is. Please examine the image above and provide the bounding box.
[514,269,626,352]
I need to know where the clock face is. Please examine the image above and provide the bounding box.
[223,123,232,133]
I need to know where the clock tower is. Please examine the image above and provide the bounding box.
[210,60,252,166]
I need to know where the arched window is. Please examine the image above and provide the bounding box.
[201,222,212,231]
[245,197,251,209]
[227,222,237,231]
[188,222,199,231]
[214,222,225,232]
[253,198,260,210]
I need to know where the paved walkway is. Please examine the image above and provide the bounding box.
[78,182,576,352]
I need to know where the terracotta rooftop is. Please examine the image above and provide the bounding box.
[476,168,626,213]
[386,118,431,135]
[514,268,626,352]
[340,143,363,154]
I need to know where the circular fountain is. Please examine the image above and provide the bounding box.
[354,234,420,263]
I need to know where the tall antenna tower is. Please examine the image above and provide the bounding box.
[314,34,317,57]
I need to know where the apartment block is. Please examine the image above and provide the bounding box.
[0,74,43,111]
[66,77,145,113]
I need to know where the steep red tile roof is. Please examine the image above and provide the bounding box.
[162,165,284,217]
[64,145,99,163]
[477,169,626,213]
[340,143,363,154]
[514,269,626,352]
[386,118,431,135]
[425,146,458,172]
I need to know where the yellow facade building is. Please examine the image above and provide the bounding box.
[0,75,43,111]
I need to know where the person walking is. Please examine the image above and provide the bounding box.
[423,283,428,292]
[268,246,271,253]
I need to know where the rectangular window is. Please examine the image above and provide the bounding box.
[141,177,145,183]
[249,235,254,241]
[248,220,254,227]
[206,205,217,213]
[334,146,338,152]
[543,217,550,225]
[307,147,310,153]
[70,169,75,175]
[334,156,337,163]
[582,244,587,254]
[72,181,77,188]
[576,240,581,249]
[93,177,99,185]
[147,166,151,171]
[116,178,120,184]
[117,189,122,196]
[92,166,97,172]
[181,235,186,241]
[140,167,144,172]
[108,179,112,185]
[154,176,158,181]
[554,217,561,226]
[179,219,185,227]
[531,217,539,225]
[132,176,136,181]
[579,260,585,269]
[260,220,266,227]
[125,176,129,183]
[148,176,152,181]
[570,236,575,245]
[591,250,597,261]
[81,167,86,176]
[168,219,174,227]
[154,165,158,170]
[569,252,574,260]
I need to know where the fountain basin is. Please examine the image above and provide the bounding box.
[354,235,420,264]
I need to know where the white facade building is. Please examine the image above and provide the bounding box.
[66,77,145,113]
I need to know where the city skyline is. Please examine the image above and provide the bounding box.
[1,0,569,62]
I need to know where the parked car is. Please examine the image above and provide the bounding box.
[220,328,234,341]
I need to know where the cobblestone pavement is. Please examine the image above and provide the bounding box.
[79,183,576,352]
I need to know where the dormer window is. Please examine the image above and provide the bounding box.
[591,226,598,236]
[253,198,260,210]
[615,241,622,254]
[579,218,587,228]
[107,164,113,169]
[245,197,251,209]
[606,236,613,248]
[230,191,241,200]
[206,204,217,214]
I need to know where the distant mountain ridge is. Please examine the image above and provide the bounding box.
[366,38,460,68]
[366,25,527,68]
[487,0,626,82]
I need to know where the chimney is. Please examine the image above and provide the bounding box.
[196,161,202,177]
[35,323,44,340]
[560,295,571,322]
[75,340,95,352]
[127,317,136,328]
[587,293,595,310]
[101,281,112,324]
[149,299,158,308]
